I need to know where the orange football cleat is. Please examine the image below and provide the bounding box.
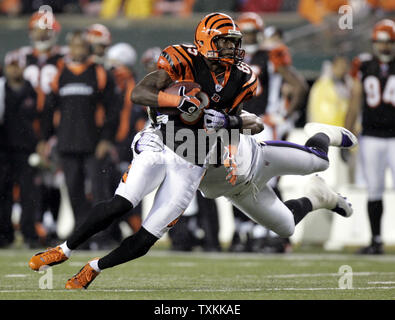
[29,246,68,271]
[65,260,100,289]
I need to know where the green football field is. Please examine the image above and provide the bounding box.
[1,247,395,301]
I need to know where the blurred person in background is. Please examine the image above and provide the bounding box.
[85,26,128,248]
[238,0,283,13]
[153,0,195,17]
[86,23,112,65]
[21,11,67,245]
[100,0,153,19]
[307,55,356,177]
[0,51,40,248]
[0,73,12,248]
[141,47,162,74]
[106,42,147,235]
[22,11,66,109]
[298,0,349,25]
[39,30,120,249]
[236,12,265,64]
[345,19,395,255]
[367,0,395,14]
[307,56,352,127]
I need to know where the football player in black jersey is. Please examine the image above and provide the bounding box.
[28,13,356,290]
[346,19,395,254]
[28,13,258,289]
[0,51,41,248]
[37,30,120,248]
[21,11,67,245]
[86,24,112,66]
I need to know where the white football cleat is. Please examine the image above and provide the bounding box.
[304,122,358,149]
[305,175,353,217]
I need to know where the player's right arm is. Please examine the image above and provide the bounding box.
[131,69,173,107]
[131,68,201,114]
[132,45,202,114]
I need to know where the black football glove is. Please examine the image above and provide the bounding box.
[177,86,202,115]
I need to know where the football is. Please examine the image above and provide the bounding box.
[156,81,205,115]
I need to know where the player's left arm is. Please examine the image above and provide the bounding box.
[239,109,264,135]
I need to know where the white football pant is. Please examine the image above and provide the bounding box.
[115,130,205,238]
[359,136,395,201]
[200,134,329,237]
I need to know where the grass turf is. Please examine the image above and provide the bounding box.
[1,248,395,300]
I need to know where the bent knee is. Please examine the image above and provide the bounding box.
[273,223,295,238]
[109,195,133,214]
[310,158,329,174]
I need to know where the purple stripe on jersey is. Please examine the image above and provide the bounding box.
[263,140,329,161]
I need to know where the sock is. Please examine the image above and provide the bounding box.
[368,200,383,243]
[285,197,313,226]
[98,227,158,270]
[60,241,72,258]
[89,259,101,273]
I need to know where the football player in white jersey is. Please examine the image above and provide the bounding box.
[19,11,67,245]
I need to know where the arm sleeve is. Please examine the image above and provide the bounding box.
[156,45,193,81]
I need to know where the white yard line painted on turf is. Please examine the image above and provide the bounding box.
[4,274,27,278]
[267,272,395,278]
[10,262,28,267]
[147,251,395,262]
[268,286,395,291]
[368,281,395,284]
[169,262,197,267]
[68,262,85,267]
[1,286,395,293]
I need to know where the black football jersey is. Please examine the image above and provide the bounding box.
[156,44,257,165]
[351,53,395,137]
[42,61,119,154]
[21,46,66,96]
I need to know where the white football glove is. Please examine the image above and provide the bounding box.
[204,109,228,131]
[133,130,164,153]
